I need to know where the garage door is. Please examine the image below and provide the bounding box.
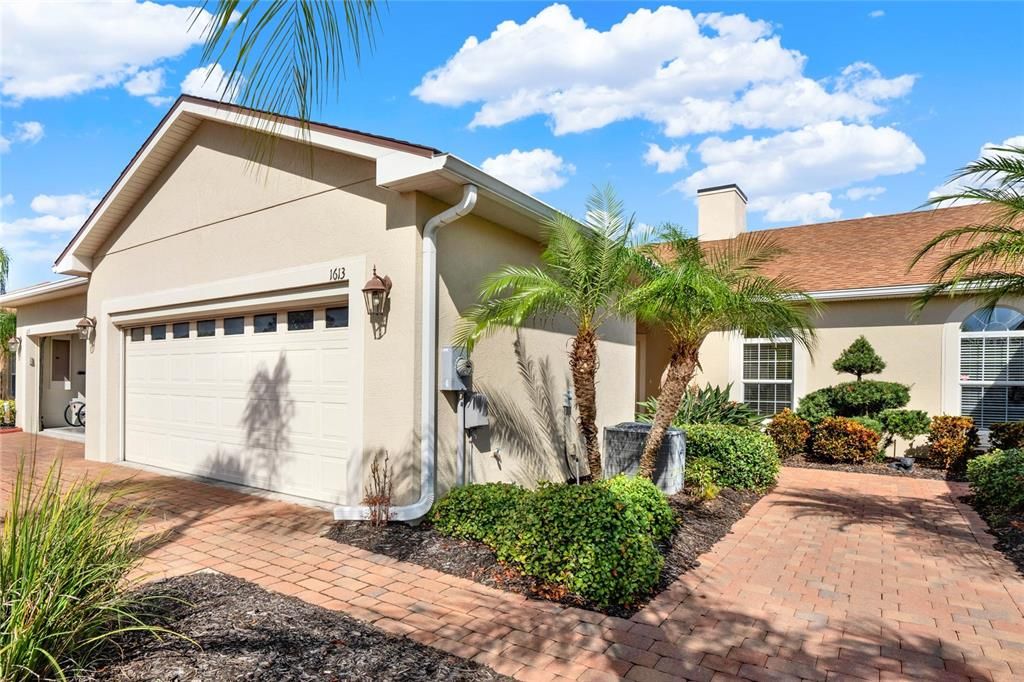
[124,305,354,503]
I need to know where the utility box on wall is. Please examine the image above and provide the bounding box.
[441,346,472,392]
[603,422,686,495]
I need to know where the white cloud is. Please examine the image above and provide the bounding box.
[755,192,841,224]
[124,68,165,96]
[869,10,885,19]
[643,143,688,173]
[481,148,575,194]
[843,186,886,201]
[0,1,214,101]
[929,135,1024,204]
[0,135,9,155]
[1,194,13,207]
[146,95,175,108]
[13,121,44,144]
[180,63,242,102]
[29,194,99,219]
[413,4,916,137]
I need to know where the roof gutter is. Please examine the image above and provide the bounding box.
[334,183,478,522]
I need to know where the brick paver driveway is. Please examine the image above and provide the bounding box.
[3,433,1024,681]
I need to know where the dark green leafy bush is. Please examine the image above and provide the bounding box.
[766,409,810,460]
[604,474,676,541]
[795,389,835,424]
[928,415,979,470]
[637,383,761,429]
[811,417,881,463]
[967,448,1024,515]
[429,483,528,546]
[990,422,1024,450]
[684,456,720,501]
[683,424,780,490]
[832,336,886,380]
[827,380,911,417]
[850,416,883,435]
[878,409,931,455]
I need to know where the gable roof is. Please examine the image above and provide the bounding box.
[54,95,558,276]
[700,203,1000,296]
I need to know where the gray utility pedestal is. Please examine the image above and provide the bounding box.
[602,422,686,494]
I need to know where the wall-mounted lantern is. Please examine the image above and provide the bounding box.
[6,336,20,354]
[362,267,392,317]
[76,316,97,341]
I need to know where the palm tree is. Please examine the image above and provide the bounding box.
[0,310,14,400]
[0,245,9,295]
[911,144,1024,311]
[454,186,639,479]
[624,228,819,478]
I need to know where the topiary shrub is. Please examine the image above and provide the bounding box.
[990,422,1024,450]
[850,416,883,435]
[766,409,811,460]
[878,409,931,456]
[832,336,886,381]
[811,417,882,463]
[604,474,676,542]
[637,383,761,430]
[795,388,835,424]
[827,380,910,417]
[928,415,979,470]
[967,448,1024,516]
[500,479,667,606]
[684,457,720,501]
[430,483,528,546]
[683,424,780,490]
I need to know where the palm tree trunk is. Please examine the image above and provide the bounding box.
[638,343,699,479]
[570,327,602,479]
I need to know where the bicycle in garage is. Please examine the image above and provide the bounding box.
[64,398,86,428]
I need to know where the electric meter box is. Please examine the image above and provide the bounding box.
[441,346,472,391]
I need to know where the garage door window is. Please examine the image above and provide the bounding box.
[130,327,145,342]
[173,322,189,339]
[254,313,277,333]
[197,320,216,337]
[288,310,314,331]
[224,317,244,335]
[150,325,166,340]
[326,306,349,329]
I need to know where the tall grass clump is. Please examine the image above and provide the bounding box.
[0,457,159,680]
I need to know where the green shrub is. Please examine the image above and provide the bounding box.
[795,389,835,424]
[811,417,881,463]
[878,409,931,456]
[990,422,1024,450]
[637,383,761,430]
[832,336,887,381]
[683,424,780,490]
[850,416,883,435]
[430,483,528,546]
[967,448,1024,515]
[500,480,667,606]
[1,458,161,680]
[928,415,979,470]
[766,409,811,460]
[827,380,910,417]
[604,475,675,542]
[684,457,721,501]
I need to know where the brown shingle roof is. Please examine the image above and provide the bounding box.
[701,203,1001,293]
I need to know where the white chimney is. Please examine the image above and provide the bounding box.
[697,184,747,241]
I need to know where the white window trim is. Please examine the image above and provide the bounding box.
[957,313,1024,431]
[732,336,804,416]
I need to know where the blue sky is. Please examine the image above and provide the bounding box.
[1,1,1022,291]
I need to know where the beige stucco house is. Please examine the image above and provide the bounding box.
[639,186,1023,450]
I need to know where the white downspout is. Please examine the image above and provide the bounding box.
[334,184,478,522]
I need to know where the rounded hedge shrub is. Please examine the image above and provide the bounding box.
[500,479,667,606]
[429,483,528,546]
[795,389,834,424]
[827,380,910,417]
[967,448,1024,515]
[604,474,676,542]
[766,409,811,460]
[683,424,780,490]
[928,415,978,470]
[990,422,1024,451]
[811,417,881,463]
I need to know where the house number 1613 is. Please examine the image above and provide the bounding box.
[329,267,346,282]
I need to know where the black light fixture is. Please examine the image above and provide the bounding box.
[361,266,392,317]
[76,315,96,341]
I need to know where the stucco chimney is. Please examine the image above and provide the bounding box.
[697,184,747,241]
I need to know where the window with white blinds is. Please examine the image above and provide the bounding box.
[960,307,1024,430]
[742,340,793,417]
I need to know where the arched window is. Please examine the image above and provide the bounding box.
[960,306,1024,429]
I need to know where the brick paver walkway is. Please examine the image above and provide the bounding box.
[3,432,1024,681]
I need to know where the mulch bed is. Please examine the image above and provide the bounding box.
[963,498,1024,577]
[80,572,510,682]
[327,487,762,618]
[784,453,965,481]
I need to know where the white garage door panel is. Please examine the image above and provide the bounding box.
[125,310,353,503]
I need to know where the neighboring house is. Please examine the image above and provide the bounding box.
[0,96,635,518]
[639,186,1023,445]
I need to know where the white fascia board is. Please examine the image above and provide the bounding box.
[807,284,930,301]
[0,277,89,308]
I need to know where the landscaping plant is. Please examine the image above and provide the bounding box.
[879,409,931,457]
[990,422,1024,450]
[429,482,529,547]
[682,424,780,490]
[765,409,811,460]
[967,448,1024,518]
[850,416,884,435]
[794,389,835,424]
[0,458,165,680]
[362,451,393,527]
[928,415,979,470]
[625,228,817,479]
[832,336,886,381]
[684,457,721,501]
[811,417,882,464]
[636,383,761,430]
[456,186,641,479]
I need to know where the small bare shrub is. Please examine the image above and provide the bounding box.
[363,452,393,527]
